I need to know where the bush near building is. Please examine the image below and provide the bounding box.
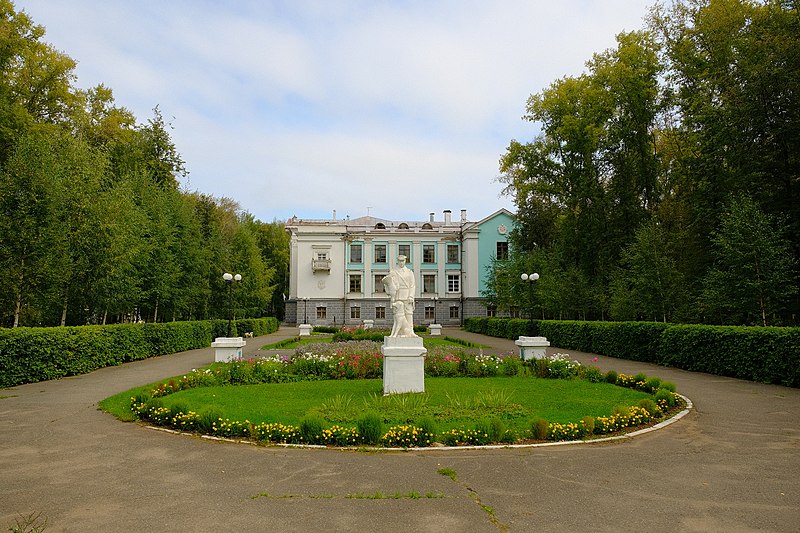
[0,318,279,387]
[464,318,800,387]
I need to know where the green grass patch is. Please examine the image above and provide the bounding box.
[262,335,486,350]
[261,336,333,350]
[133,376,650,434]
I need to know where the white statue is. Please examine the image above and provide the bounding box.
[383,255,417,337]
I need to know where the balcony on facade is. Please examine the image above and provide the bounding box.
[312,258,331,272]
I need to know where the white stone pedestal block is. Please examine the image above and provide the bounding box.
[212,337,246,363]
[382,336,427,395]
[515,336,550,361]
[298,324,312,336]
[363,319,374,329]
[428,324,442,336]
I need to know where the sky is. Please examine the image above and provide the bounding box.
[18,0,654,223]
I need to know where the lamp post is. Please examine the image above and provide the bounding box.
[521,272,539,335]
[223,272,242,337]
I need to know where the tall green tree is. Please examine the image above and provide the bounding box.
[701,195,797,326]
[0,132,61,326]
[610,220,686,322]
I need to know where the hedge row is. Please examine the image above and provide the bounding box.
[463,318,800,387]
[0,317,279,388]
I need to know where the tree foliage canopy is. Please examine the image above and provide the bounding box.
[0,1,288,326]
[495,0,799,326]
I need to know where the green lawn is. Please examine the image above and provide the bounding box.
[142,376,650,433]
[261,335,487,350]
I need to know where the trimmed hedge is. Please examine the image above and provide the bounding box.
[0,317,279,388]
[464,318,800,387]
[658,325,800,387]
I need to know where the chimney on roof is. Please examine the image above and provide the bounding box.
[444,210,451,225]
[461,209,467,223]
[429,212,435,222]
[332,209,337,221]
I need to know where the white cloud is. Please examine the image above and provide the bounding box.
[18,0,654,222]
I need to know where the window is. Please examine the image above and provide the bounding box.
[422,244,436,263]
[425,306,435,320]
[422,274,436,293]
[375,306,386,319]
[374,244,387,263]
[375,223,386,229]
[350,243,363,263]
[496,241,509,261]
[374,274,386,293]
[449,305,459,319]
[316,252,328,261]
[398,223,409,230]
[421,223,433,230]
[447,244,459,263]
[349,274,362,293]
[316,306,327,319]
[350,306,361,319]
[398,244,411,259]
[487,306,497,318]
[447,274,460,293]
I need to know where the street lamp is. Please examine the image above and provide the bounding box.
[521,272,539,335]
[223,272,242,337]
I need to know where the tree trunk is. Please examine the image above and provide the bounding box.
[60,293,68,327]
[13,289,22,328]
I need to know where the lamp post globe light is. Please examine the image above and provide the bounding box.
[521,272,539,335]
[223,272,242,337]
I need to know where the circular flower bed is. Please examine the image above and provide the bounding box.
[125,344,685,448]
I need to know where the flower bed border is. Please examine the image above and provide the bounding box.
[125,348,689,448]
[142,392,692,451]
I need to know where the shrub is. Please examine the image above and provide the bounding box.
[300,414,327,444]
[197,408,224,433]
[581,416,595,435]
[580,366,605,383]
[313,326,339,334]
[0,317,280,387]
[532,359,550,378]
[546,354,580,379]
[605,370,619,384]
[417,416,438,441]
[638,399,661,417]
[475,418,506,443]
[530,418,549,440]
[470,318,800,388]
[356,412,384,445]
[655,389,677,409]
[643,377,662,393]
[659,381,677,392]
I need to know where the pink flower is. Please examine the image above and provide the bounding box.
[592,357,598,362]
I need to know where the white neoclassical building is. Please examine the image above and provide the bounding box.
[285,208,514,327]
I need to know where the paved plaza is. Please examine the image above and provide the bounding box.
[1,327,798,532]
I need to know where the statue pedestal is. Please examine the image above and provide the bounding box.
[382,336,426,395]
[212,337,246,363]
[515,336,550,360]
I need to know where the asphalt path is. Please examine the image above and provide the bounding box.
[1,327,798,532]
